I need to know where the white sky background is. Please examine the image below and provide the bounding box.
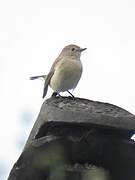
[0,0,135,179]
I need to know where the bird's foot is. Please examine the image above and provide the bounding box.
[51,92,58,97]
[51,92,63,98]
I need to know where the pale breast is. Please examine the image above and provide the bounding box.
[50,58,82,92]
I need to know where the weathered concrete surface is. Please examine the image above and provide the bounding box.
[25,96,135,149]
[8,97,135,180]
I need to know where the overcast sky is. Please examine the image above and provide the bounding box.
[0,0,135,179]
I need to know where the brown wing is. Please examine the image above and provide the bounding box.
[42,71,54,98]
[42,57,62,98]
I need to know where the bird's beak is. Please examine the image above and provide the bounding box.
[80,48,87,52]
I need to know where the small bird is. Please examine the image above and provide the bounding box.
[30,44,86,98]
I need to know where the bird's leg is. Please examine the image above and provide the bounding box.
[52,91,75,98]
[67,90,75,98]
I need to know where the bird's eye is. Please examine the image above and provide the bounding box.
[71,48,75,51]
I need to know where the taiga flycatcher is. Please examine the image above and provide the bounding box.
[30,44,86,98]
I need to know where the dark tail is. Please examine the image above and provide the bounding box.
[30,75,46,80]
